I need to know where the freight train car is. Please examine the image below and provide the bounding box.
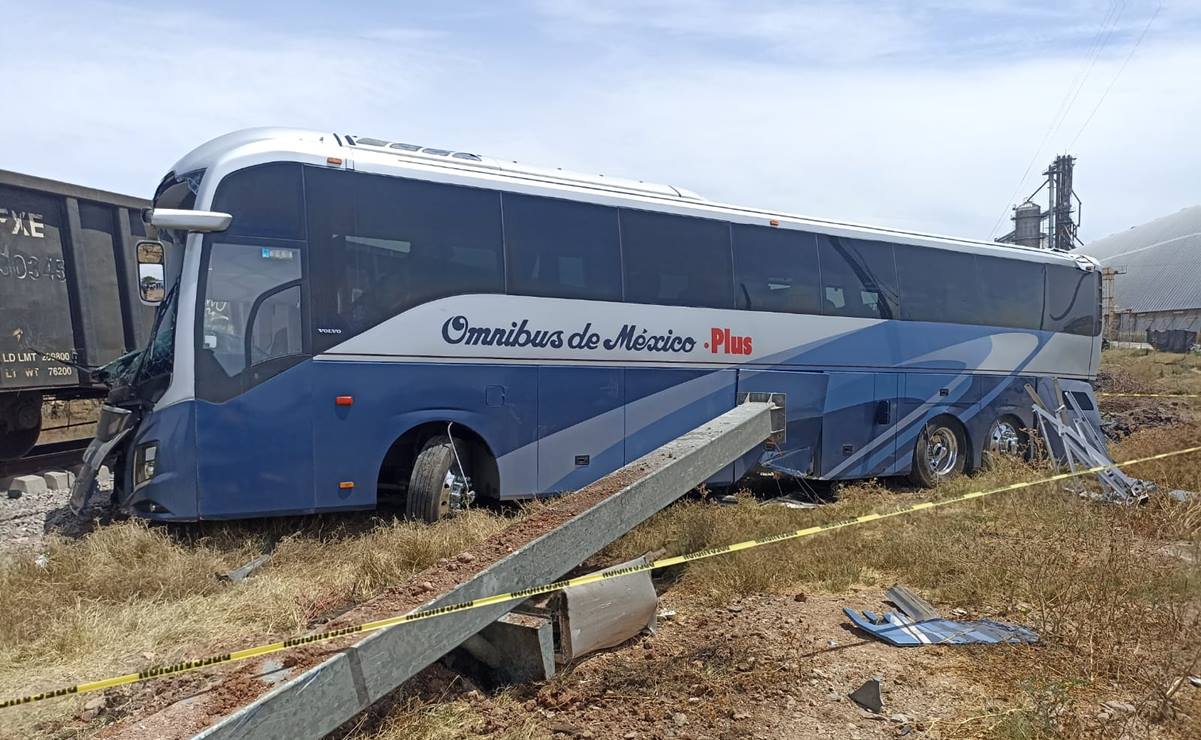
[0,169,156,458]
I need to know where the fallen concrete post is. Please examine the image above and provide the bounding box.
[196,400,777,740]
[459,612,556,684]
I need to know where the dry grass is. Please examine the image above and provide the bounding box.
[339,693,546,740]
[1102,348,1201,395]
[335,349,1201,738]
[593,352,1201,738]
[0,510,514,736]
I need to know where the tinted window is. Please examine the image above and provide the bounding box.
[973,255,1043,329]
[196,242,303,402]
[1044,264,1099,336]
[212,163,305,240]
[895,245,976,324]
[732,225,820,314]
[306,168,504,350]
[503,193,622,301]
[621,210,733,308]
[818,236,898,319]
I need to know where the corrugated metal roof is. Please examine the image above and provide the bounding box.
[1080,205,1201,314]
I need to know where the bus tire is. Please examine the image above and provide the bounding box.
[406,436,472,523]
[908,417,965,487]
[981,414,1028,468]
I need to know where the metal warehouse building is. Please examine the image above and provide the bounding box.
[1083,205,1201,344]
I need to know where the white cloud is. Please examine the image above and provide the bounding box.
[0,0,1194,244]
[0,3,468,193]
[531,0,924,64]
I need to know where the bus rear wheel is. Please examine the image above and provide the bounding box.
[406,436,476,523]
[982,414,1029,468]
[908,417,965,487]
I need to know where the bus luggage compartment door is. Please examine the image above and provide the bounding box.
[623,368,738,484]
[818,372,898,480]
[537,367,625,492]
[736,369,827,478]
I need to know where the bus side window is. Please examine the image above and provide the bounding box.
[306,168,504,351]
[620,209,734,309]
[1044,265,1100,336]
[817,236,898,320]
[503,193,621,301]
[732,224,820,314]
[248,284,303,366]
[895,245,975,325]
[213,163,305,241]
[973,255,1043,330]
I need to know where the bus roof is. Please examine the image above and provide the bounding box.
[167,127,1093,269]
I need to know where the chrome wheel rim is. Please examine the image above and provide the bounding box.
[925,427,958,476]
[988,419,1021,456]
[442,469,475,516]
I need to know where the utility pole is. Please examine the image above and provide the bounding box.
[1100,265,1127,340]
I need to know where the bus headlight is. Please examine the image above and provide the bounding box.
[135,443,158,486]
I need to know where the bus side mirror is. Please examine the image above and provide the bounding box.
[136,240,166,305]
[147,208,232,233]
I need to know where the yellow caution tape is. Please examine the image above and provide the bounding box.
[4,443,1201,710]
[1098,392,1201,399]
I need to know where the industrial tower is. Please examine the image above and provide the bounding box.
[997,155,1083,251]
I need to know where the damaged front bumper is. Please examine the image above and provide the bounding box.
[68,405,135,515]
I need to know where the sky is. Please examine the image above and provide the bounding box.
[0,0,1194,243]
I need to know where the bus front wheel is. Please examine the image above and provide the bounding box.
[406,436,476,523]
[908,417,965,487]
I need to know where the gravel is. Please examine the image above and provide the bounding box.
[0,469,106,556]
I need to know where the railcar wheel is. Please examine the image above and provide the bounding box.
[908,417,966,487]
[0,392,42,460]
[406,435,475,523]
[981,414,1029,468]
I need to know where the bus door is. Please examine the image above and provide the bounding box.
[818,372,898,479]
[193,239,315,518]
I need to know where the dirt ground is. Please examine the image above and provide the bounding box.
[1,349,1199,739]
[338,589,1035,740]
[37,399,100,445]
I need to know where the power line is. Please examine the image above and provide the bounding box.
[988,0,1127,238]
[1053,0,1129,141]
[1069,2,1163,149]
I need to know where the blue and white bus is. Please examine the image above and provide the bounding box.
[71,128,1102,522]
